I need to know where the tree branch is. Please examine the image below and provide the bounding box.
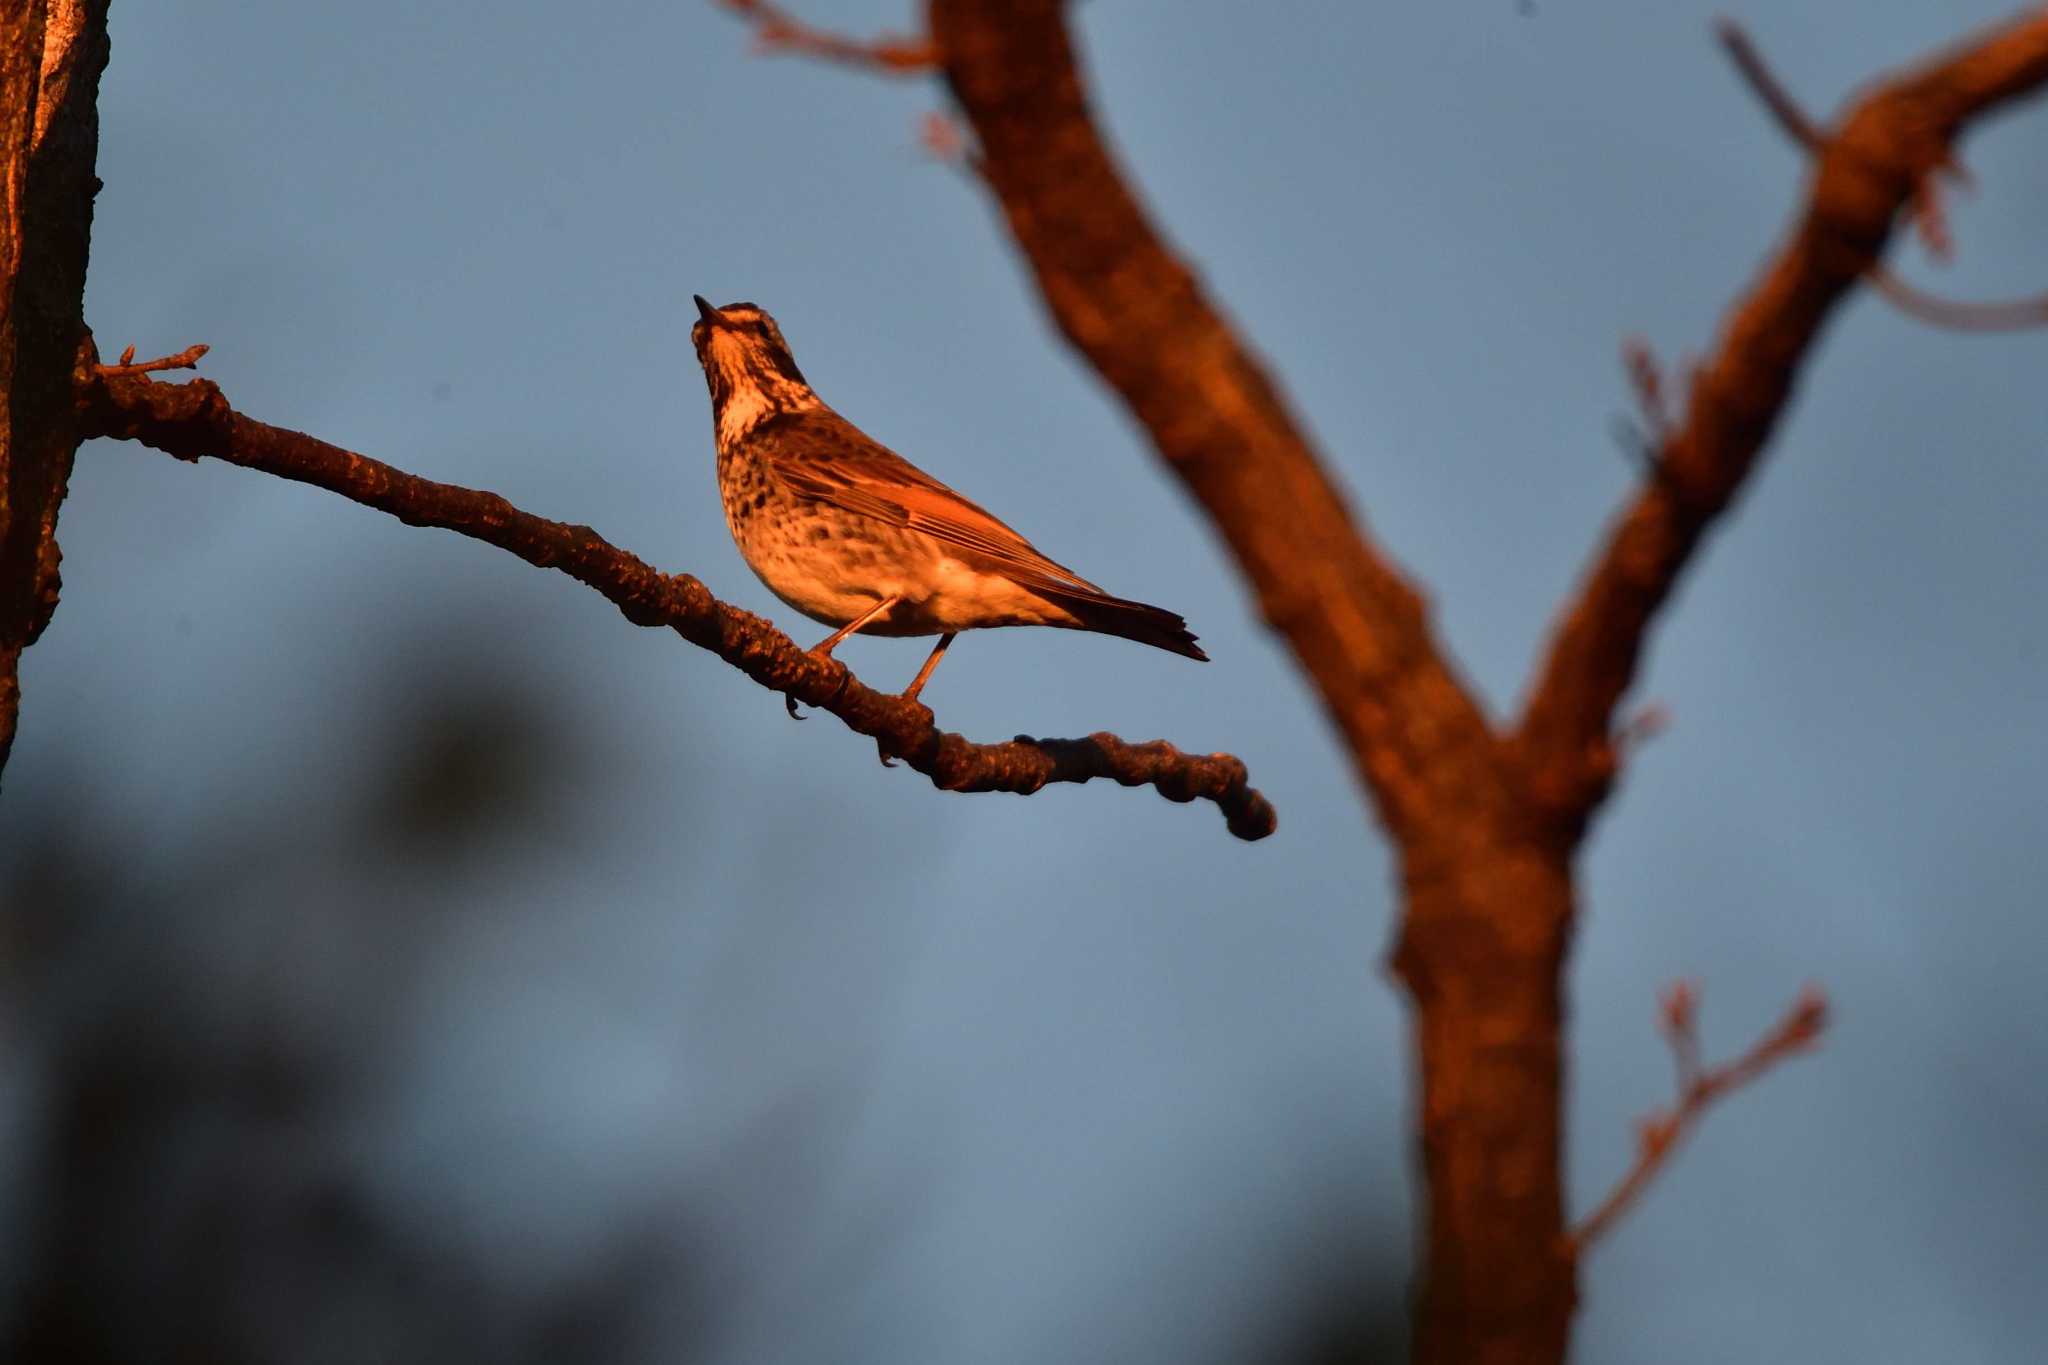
[1515,11,2048,830]
[929,0,1499,846]
[74,351,1276,841]
[1718,18,2048,334]
[716,1,935,75]
[1567,981,1827,1255]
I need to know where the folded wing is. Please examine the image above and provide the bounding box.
[762,409,1206,660]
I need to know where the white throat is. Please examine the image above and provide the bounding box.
[717,384,776,445]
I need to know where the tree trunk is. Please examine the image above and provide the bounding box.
[1394,828,1575,1364]
[0,0,107,780]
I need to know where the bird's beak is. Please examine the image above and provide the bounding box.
[693,295,725,326]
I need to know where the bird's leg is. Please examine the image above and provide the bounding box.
[786,595,901,719]
[900,632,955,704]
[809,595,900,657]
[875,632,956,763]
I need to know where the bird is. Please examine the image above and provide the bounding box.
[688,295,1207,711]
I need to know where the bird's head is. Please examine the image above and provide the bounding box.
[690,296,814,432]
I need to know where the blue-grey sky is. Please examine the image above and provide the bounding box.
[6,2,2046,1361]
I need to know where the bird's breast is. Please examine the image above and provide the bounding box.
[713,439,1077,637]
[718,448,933,630]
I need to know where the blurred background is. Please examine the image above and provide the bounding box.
[4,2,2045,1360]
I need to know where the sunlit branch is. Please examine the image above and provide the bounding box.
[93,341,209,377]
[75,346,1277,841]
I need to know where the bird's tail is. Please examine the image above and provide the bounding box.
[1037,585,1208,661]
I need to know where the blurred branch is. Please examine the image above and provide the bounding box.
[1567,981,1827,1256]
[1718,18,2048,333]
[75,350,1276,841]
[929,0,1495,848]
[926,7,1571,1357]
[1516,10,2048,829]
[1714,19,1822,145]
[716,1,935,75]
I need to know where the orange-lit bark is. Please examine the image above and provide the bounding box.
[0,0,105,778]
[925,2,2048,1360]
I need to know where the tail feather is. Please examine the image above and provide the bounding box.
[1033,584,1208,661]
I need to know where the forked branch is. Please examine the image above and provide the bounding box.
[1717,18,2048,333]
[75,349,1276,841]
[1516,10,2048,829]
[1567,980,1827,1254]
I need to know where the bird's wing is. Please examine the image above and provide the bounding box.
[762,410,1109,598]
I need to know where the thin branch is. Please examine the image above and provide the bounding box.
[1715,18,1821,145]
[917,109,983,180]
[93,341,208,376]
[74,352,1276,841]
[716,0,935,75]
[1516,10,2048,829]
[1867,272,2048,330]
[1718,17,2048,334]
[1620,336,1674,446]
[1567,981,1827,1255]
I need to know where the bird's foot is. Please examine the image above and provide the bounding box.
[786,659,853,720]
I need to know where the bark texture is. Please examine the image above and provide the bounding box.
[0,0,105,777]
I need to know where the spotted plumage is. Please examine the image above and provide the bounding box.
[689,296,1206,703]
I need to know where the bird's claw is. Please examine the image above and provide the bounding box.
[786,665,852,720]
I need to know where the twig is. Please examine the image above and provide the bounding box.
[74,350,1276,841]
[1615,337,1684,487]
[1616,700,1670,754]
[1867,272,2048,331]
[93,341,209,377]
[1620,336,1671,442]
[717,0,936,75]
[1567,980,1827,1255]
[917,109,983,179]
[1716,17,2048,334]
[1714,19,1820,146]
